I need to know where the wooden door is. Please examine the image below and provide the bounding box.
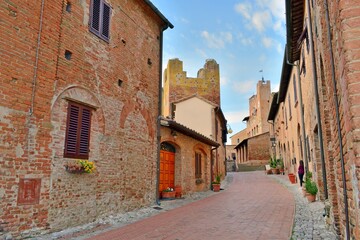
[159,150,175,193]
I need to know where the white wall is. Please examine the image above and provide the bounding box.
[174,97,214,139]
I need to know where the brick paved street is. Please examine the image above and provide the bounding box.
[87,172,295,240]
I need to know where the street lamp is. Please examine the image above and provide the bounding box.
[227,124,233,134]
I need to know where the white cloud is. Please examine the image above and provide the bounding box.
[252,11,271,32]
[234,0,285,34]
[262,37,273,48]
[220,76,228,86]
[201,31,233,49]
[271,82,280,92]
[234,3,252,20]
[232,80,257,94]
[224,111,249,124]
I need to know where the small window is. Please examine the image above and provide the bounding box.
[195,152,202,178]
[64,102,92,159]
[90,0,111,42]
[288,97,292,118]
[293,75,297,103]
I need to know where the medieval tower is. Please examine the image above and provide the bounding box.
[162,58,220,117]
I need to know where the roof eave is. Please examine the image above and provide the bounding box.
[143,0,174,29]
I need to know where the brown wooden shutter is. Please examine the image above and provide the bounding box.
[79,108,91,157]
[64,102,92,159]
[195,152,202,178]
[65,104,80,156]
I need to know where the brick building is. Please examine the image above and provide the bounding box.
[268,0,360,238]
[232,80,271,166]
[160,118,219,194]
[162,59,228,182]
[0,0,172,238]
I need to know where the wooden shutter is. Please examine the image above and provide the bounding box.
[90,0,101,34]
[79,108,91,157]
[101,2,111,40]
[64,102,92,159]
[90,0,111,42]
[65,104,80,156]
[195,152,202,178]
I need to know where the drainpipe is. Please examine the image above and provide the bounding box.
[155,25,169,206]
[324,1,350,238]
[285,48,309,173]
[305,0,328,199]
[267,120,276,158]
[30,0,45,115]
[210,146,219,189]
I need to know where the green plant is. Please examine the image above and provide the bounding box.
[305,171,313,182]
[306,181,318,195]
[212,173,222,184]
[269,157,278,168]
[162,187,174,192]
[278,158,284,169]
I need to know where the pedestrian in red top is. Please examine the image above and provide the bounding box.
[298,160,305,187]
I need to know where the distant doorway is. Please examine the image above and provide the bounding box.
[160,143,175,194]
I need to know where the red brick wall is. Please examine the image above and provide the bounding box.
[160,128,213,193]
[0,0,166,237]
[247,132,270,164]
[313,0,360,238]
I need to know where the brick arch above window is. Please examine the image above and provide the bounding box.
[50,86,105,162]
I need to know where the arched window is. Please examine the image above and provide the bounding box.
[195,152,202,178]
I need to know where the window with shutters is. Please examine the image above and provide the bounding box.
[89,0,111,42]
[195,152,202,178]
[64,102,92,159]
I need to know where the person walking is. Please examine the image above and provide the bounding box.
[298,160,305,187]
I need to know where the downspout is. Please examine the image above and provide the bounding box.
[210,146,219,189]
[155,25,168,206]
[305,0,328,199]
[267,120,276,157]
[286,47,309,173]
[30,0,45,115]
[324,1,350,238]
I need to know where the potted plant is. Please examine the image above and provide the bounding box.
[212,174,222,192]
[278,159,284,174]
[288,173,296,184]
[306,180,318,202]
[162,187,175,199]
[64,159,96,174]
[269,157,278,174]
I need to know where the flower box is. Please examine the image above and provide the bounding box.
[162,191,176,199]
[64,160,96,174]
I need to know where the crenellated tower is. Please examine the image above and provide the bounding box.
[162,58,220,117]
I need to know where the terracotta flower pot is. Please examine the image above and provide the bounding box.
[212,183,221,192]
[307,193,316,202]
[288,174,296,184]
[162,191,176,199]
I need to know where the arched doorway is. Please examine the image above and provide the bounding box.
[160,142,176,193]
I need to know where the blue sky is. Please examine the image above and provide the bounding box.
[151,0,286,139]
